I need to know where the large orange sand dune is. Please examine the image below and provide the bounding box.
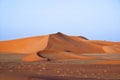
[0,32,120,62]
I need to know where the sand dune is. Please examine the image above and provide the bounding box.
[36,32,105,60]
[39,51,98,60]
[0,32,120,62]
[95,60,120,64]
[103,45,120,53]
[22,53,48,62]
[70,36,88,41]
[86,40,120,54]
[45,32,104,53]
[88,40,117,46]
[0,35,49,54]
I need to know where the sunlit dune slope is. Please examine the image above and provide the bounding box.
[87,40,117,46]
[103,45,120,53]
[0,35,49,54]
[95,60,120,64]
[87,40,120,53]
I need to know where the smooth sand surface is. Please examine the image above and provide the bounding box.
[22,53,48,62]
[103,45,120,53]
[0,35,49,54]
[95,60,120,64]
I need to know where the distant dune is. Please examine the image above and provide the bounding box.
[0,32,120,62]
[103,45,120,53]
[95,60,120,64]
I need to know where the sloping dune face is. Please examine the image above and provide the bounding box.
[42,32,104,53]
[38,33,105,60]
[95,60,120,64]
[0,32,120,62]
[22,54,48,62]
[88,40,116,46]
[39,51,97,60]
[0,35,49,54]
[87,40,120,53]
[103,45,120,53]
[70,36,88,41]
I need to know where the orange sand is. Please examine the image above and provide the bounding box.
[22,53,48,62]
[0,35,49,54]
[95,60,120,64]
[0,32,120,62]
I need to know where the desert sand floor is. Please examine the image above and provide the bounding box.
[0,62,120,80]
[0,53,120,80]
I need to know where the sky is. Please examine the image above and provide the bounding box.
[0,0,120,41]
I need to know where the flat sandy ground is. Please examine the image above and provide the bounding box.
[0,54,120,80]
[0,62,120,80]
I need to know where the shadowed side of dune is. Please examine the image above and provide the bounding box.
[43,33,105,53]
[38,51,98,61]
[70,36,88,41]
[36,33,105,61]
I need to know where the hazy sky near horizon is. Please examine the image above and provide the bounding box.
[0,0,120,41]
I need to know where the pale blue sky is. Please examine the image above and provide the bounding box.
[0,0,120,41]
